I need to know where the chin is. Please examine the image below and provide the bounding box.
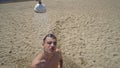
[49,50,55,54]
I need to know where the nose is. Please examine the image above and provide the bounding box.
[51,43,55,47]
[50,43,56,50]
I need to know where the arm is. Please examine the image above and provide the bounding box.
[57,49,63,68]
[31,53,44,68]
[31,61,45,68]
[31,60,40,68]
[58,58,63,68]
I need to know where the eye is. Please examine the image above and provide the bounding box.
[47,42,57,45]
[53,42,57,45]
[47,42,52,44]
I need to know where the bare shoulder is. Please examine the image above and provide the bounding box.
[31,52,44,68]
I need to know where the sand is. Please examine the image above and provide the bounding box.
[0,0,120,68]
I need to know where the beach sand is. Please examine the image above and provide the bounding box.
[0,0,120,68]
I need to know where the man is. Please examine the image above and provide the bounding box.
[31,34,63,68]
[34,0,46,13]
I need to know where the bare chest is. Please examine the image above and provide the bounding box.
[38,56,60,68]
[45,59,59,68]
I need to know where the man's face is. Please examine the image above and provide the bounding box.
[43,37,57,54]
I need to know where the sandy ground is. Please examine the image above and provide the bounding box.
[0,0,120,68]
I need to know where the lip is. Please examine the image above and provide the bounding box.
[49,47,55,52]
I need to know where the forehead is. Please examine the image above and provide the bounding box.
[45,37,57,42]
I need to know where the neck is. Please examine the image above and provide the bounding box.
[43,50,54,61]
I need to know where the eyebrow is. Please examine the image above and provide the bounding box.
[47,41,57,45]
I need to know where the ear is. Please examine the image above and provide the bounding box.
[42,43,44,48]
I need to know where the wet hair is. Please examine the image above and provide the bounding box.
[43,34,57,43]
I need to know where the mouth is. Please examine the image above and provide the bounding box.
[50,47,55,52]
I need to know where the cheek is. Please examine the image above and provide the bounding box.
[43,44,49,49]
